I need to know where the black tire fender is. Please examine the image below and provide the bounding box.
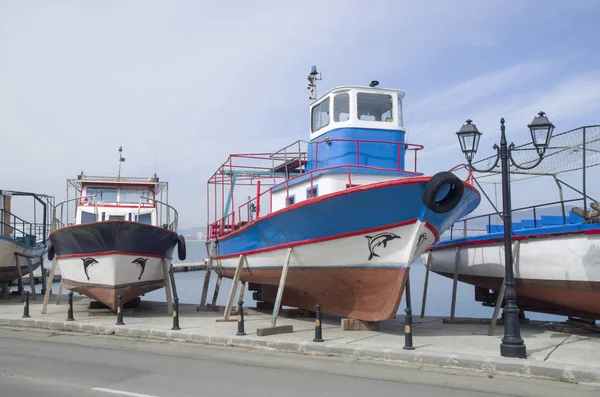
[422,171,464,214]
[177,234,186,261]
[47,243,55,261]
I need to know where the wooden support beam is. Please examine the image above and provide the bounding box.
[488,240,521,336]
[450,247,460,321]
[162,258,173,314]
[14,253,24,300]
[56,279,64,305]
[199,241,216,308]
[211,275,222,307]
[42,257,58,314]
[271,248,292,328]
[220,254,245,322]
[420,251,432,318]
[234,281,246,313]
[39,255,46,295]
[27,257,36,299]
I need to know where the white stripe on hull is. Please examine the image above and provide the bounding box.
[215,222,434,272]
[427,233,600,283]
[57,254,167,287]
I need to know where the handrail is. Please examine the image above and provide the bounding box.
[0,209,45,247]
[444,197,587,241]
[139,196,179,233]
[207,160,443,239]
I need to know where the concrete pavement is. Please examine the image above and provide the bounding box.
[1,327,599,397]
[0,294,599,385]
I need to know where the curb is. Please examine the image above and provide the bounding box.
[2,318,599,384]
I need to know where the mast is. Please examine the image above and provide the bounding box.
[117,146,126,179]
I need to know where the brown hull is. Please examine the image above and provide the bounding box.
[63,278,164,311]
[435,272,600,319]
[218,267,409,321]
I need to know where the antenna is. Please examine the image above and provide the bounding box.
[307,65,322,101]
[117,146,126,179]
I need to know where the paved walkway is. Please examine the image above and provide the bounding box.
[0,294,598,384]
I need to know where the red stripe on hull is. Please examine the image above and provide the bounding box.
[217,267,408,321]
[57,251,167,259]
[434,272,600,319]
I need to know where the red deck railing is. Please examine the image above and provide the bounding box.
[206,138,469,240]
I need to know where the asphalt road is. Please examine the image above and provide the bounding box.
[0,327,598,397]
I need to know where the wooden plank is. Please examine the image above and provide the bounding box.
[56,279,64,304]
[341,318,379,331]
[420,251,432,318]
[221,255,245,321]
[271,248,292,327]
[162,258,173,314]
[256,325,293,336]
[450,247,459,321]
[42,257,58,314]
[488,240,520,336]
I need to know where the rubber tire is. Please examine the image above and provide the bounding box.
[422,171,464,214]
[47,244,55,261]
[177,234,186,261]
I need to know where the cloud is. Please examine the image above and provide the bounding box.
[0,1,598,229]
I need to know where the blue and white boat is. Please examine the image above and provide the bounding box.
[0,190,51,286]
[425,124,600,320]
[205,68,481,321]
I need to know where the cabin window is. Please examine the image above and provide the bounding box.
[357,93,393,122]
[136,213,152,225]
[109,215,126,221]
[306,185,318,198]
[333,94,350,122]
[80,211,96,224]
[311,98,330,132]
[86,187,117,203]
[119,188,150,203]
[285,195,295,206]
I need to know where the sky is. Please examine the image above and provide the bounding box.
[1,0,600,230]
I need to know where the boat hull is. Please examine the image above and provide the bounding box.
[50,221,178,310]
[426,227,600,319]
[0,237,45,284]
[209,177,480,321]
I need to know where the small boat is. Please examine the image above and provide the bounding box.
[204,68,481,322]
[424,124,600,320]
[0,190,52,286]
[48,149,186,310]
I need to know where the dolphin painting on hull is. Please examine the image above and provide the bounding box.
[81,257,98,280]
[132,257,148,280]
[365,232,401,260]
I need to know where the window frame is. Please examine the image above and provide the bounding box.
[311,97,331,133]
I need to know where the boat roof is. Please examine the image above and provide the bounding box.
[67,172,168,193]
[312,85,406,103]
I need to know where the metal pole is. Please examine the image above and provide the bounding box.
[583,127,587,213]
[403,273,414,350]
[498,118,526,358]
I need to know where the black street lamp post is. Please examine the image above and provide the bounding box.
[456,112,555,358]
